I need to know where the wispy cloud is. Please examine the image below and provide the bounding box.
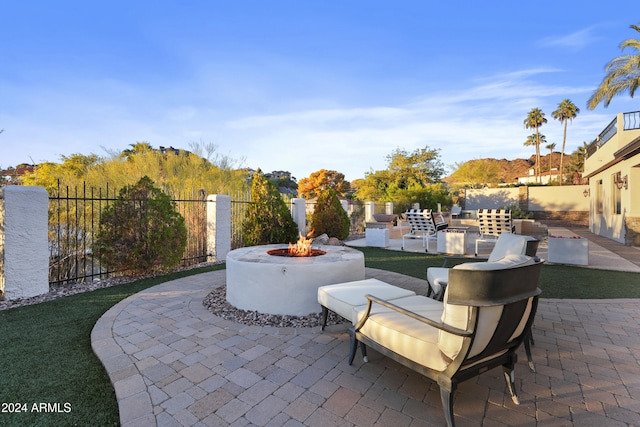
[537,26,601,50]
[217,69,610,180]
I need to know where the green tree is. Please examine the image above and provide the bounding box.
[386,147,445,188]
[242,170,299,246]
[552,99,580,185]
[565,142,589,183]
[523,108,547,183]
[310,189,351,240]
[93,176,187,276]
[545,142,556,178]
[22,143,249,197]
[354,146,450,213]
[587,22,640,109]
[298,169,350,199]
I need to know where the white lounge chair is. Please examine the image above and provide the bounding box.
[475,209,515,256]
[401,209,438,251]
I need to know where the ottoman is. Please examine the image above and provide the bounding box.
[317,278,416,330]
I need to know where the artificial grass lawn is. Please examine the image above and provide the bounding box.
[0,264,223,427]
[1,249,638,426]
[357,246,640,299]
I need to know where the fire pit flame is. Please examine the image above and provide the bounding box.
[288,231,314,257]
[267,230,326,257]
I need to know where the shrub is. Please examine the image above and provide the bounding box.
[502,203,534,219]
[311,188,350,240]
[242,170,299,246]
[93,176,187,276]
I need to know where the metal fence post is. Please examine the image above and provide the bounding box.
[207,194,231,262]
[1,186,49,300]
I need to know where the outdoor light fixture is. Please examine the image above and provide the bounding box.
[583,188,590,197]
[614,174,628,190]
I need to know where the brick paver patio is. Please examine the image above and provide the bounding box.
[92,268,640,426]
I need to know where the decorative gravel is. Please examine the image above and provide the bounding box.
[0,276,135,311]
[203,285,348,328]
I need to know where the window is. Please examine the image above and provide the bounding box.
[612,172,622,215]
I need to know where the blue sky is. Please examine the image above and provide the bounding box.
[2,1,639,181]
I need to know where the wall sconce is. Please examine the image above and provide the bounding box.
[614,174,628,190]
[582,188,590,197]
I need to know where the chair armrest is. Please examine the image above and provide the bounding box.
[442,255,488,267]
[354,294,472,337]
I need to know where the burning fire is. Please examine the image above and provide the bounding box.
[288,231,314,257]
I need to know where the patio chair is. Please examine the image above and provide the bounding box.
[402,209,438,251]
[475,209,515,256]
[349,260,543,427]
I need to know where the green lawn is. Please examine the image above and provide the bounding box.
[0,265,224,427]
[357,247,640,299]
[1,249,639,426]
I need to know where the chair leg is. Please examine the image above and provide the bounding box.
[439,386,456,427]
[524,330,535,372]
[348,327,369,364]
[502,365,520,405]
[348,327,358,365]
[321,306,329,331]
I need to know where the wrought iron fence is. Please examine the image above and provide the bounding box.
[48,181,209,286]
[230,191,252,249]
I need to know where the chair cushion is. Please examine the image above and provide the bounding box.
[488,234,537,262]
[355,296,451,371]
[426,267,449,296]
[455,254,534,271]
[437,255,534,360]
[318,279,415,324]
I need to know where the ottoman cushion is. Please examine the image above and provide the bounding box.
[318,279,416,324]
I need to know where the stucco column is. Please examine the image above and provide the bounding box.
[1,186,49,300]
[207,194,231,262]
[291,198,307,236]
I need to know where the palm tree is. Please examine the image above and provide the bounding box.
[524,108,547,183]
[524,133,546,182]
[545,142,556,182]
[587,23,640,109]
[552,99,580,185]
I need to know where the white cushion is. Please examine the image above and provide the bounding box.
[426,267,449,296]
[318,279,415,323]
[454,254,534,271]
[488,234,536,262]
[437,255,533,359]
[356,296,451,371]
[439,294,503,360]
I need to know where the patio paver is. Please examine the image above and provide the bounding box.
[92,265,640,426]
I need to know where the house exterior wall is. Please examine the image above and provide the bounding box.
[583,112,640,245]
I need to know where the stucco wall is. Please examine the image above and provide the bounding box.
[464,186,589,213]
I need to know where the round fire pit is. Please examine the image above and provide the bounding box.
[226,244,365,316]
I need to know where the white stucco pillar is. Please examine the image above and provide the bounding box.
[365,201,375,222]
[385,202,394,215]
[1,186,49,300]
[207,194,231,262]
[291,198,307,236]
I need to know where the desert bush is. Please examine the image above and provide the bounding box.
[242,170,299,246]
[311,188,350,240]
[502,203,534,219]
[93,176,187,276]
